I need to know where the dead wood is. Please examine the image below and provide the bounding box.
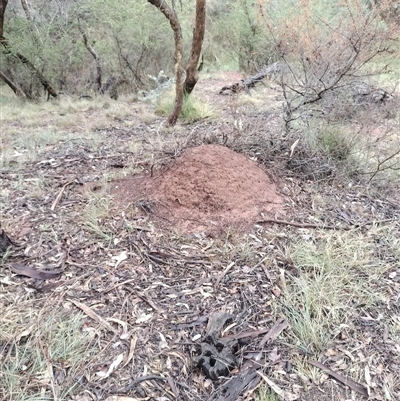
[10,263,63,280]
[219,62,281,94]
[0,224,13,254]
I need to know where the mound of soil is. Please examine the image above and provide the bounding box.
[111,144,282,234]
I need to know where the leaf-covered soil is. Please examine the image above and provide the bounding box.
[1,73,400,401]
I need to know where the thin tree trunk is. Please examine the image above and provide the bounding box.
[147,0,184,126]
[20,0,42,44]
[184,0,206,95]
[0,69,27,97]
[0,0,57,99]
[78,21,102,91]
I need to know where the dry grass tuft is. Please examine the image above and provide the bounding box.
[0,295,97,400]
[280,226,395,353]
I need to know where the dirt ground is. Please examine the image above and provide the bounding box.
[1,72,400,401]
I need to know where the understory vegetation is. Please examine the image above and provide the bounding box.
[1,0,400,400]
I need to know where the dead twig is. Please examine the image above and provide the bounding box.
[257,218,394,230]
[51,181,75,211]
[112,374,168,393]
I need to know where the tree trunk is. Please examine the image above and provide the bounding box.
[147,0,184,126]
[0,0,8,39]
[184,0,206,95]
[0,0,58,99]
[0,69,27,97]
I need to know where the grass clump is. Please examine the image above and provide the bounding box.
[315,126,357,162]
[304,122,362,168]
[280,227,394,354]
[0,304,96,401]
[83,189,113,241]
[259,386,279,401]
[156,92,215,122]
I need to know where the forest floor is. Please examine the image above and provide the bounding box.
[1,71,400,401]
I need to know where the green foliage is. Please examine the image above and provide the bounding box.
[310,124,358,162]
[2,0,175,97]
[259,386,279,401]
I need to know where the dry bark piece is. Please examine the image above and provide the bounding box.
[10,263,63,280]
[194,336,238,381]
[308,360,368,396]
[194,312,238,380]
[215,358,266,401]
[206,312,233,336]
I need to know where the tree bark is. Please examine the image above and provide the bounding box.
[147,0,184,126]
[184,0,206,95]
[0,69,27,97]
[0,0,58,99]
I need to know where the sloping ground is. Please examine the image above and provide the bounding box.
[111,144,282,234]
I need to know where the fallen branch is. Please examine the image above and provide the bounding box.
[219,62,281,94]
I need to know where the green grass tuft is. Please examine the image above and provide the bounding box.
[156,92,215,122]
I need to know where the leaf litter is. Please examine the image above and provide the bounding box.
[1,77,400,400]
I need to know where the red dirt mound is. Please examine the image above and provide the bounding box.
[111,144,282,234]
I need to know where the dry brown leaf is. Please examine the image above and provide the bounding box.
[324,348,337,357]
[259,317,289,347]
[167,376,179,397]
[14,325,34,342]
[68,299,117,333]
[122,334,137,367]
[271,286,281,297]
[107,317,128,333]
[290,138,300,158]
[96,353,124,379]
[11,263,63,280]
[111,251,128,268]
[257,371,298,400]
[269,347,280,363]
[51,181,74,211]
[136,313,153,323]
